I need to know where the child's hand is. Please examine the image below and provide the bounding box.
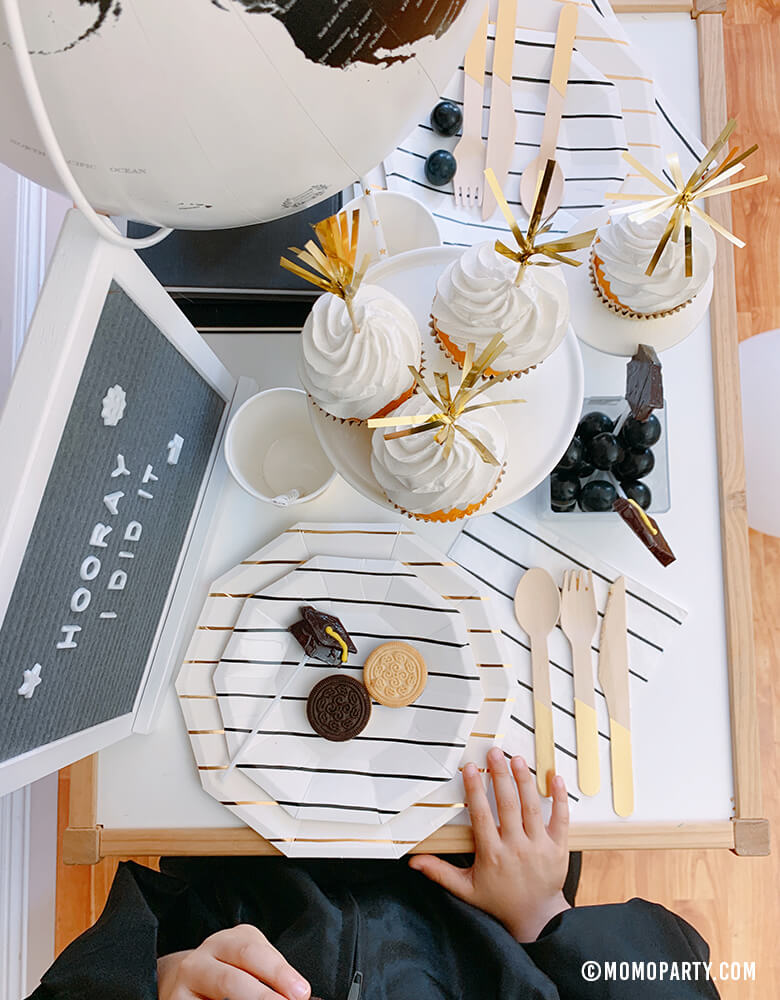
[157,924,311,1000]
[409,747,571,942]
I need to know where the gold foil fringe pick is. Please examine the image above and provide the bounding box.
[485,162,597,283]
[606,119,767,277]
[280,209,370,335]
[368,334,524,466]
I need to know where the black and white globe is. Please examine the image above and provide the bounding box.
[0,0,480,228]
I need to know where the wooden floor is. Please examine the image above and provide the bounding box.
[54,3,780,995]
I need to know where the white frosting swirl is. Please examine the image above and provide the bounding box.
[431,241,569,371]
[370,392,506,515]
[299,284,421,420]
[595,211,716,314]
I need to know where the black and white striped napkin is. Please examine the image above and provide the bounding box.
[385,24,626,248]
[449,505,686,801]
[382,0,707,251]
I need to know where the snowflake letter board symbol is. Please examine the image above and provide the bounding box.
[0,210,237,795]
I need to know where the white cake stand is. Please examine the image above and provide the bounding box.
[307,245,585,517]
[564,209,714,358]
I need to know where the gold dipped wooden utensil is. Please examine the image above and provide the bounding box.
[482,0,518,220]
[560,569,600,797]
[518,2,578,217]
[453,3,489,209]
[514,567,560,796]
[599,576,634,817]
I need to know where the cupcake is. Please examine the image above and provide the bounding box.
[591,211,716,319]
[431,241,569,377]
[370,392,507,522]
[298,283,422,422]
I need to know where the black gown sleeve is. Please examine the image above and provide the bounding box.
[25,861,220,1000]
[522,898,721,999]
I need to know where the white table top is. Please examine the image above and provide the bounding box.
[96,13,734,832]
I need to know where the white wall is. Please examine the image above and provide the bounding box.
[0,163,70,1000]
[0,164,20,408]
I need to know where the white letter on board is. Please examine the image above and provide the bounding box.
[80,555,101,581]
[124,521,142,543]
[70,588,91,613]
[137,489,153,500]
[142,464,158,483]
[108,570,127,591]
[111,454,130,477]
[89,523,112,548]
[103,490,124,516]
[56,625,82,649]
[17,663,42,699]
[167,434,184,465]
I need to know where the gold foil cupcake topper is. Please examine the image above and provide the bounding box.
[280,209,370,334]
[486,163,597,282]
[368,334,524,466]
[607,119,767,277]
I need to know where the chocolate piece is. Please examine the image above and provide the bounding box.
[290,605,357,665]
[626,344,664,422]
[613,498,676,566]
[306,675,372,742]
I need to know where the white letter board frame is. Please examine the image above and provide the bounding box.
[0,208,246,796]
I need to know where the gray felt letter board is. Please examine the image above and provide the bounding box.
[0,210,239,795]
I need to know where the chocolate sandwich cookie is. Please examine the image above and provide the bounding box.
[364,641,427,708]
[306,675,372,742]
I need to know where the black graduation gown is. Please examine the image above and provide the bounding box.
[28,856,721,1000]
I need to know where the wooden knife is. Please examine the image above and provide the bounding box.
[482,0,518,219]
[598,576,634,817]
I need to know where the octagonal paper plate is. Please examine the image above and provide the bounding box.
[213,555,482,825]
[176,523,513,858]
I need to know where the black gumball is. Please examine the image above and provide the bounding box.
[575,459,595,479]
[621,480,652,510]
[550,472,580,507]
[424,149,457,186]
[554,437,583,473]
[430,100,462,136]
[587,432,622,470]
[620,414,661,449]
[614,447,655,480]
[577,411,614,443]
[552,500,577,513]
[579,479,618,512]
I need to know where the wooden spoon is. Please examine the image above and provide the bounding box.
[518,3,578,217]
[514,567,561,796]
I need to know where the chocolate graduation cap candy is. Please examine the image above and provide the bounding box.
[613,498,676,567]
[626,344,664,422]
[290,605,357,665]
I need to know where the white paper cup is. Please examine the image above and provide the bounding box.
[225,388,336,505]
[341,190,440,263]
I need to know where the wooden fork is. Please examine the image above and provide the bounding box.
[453,3,488,209]
[560,569,600,796]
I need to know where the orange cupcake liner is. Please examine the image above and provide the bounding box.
[589,243,693,321]
[311,348,425,425]
[430,317,535,380]
[388,463,506,523]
